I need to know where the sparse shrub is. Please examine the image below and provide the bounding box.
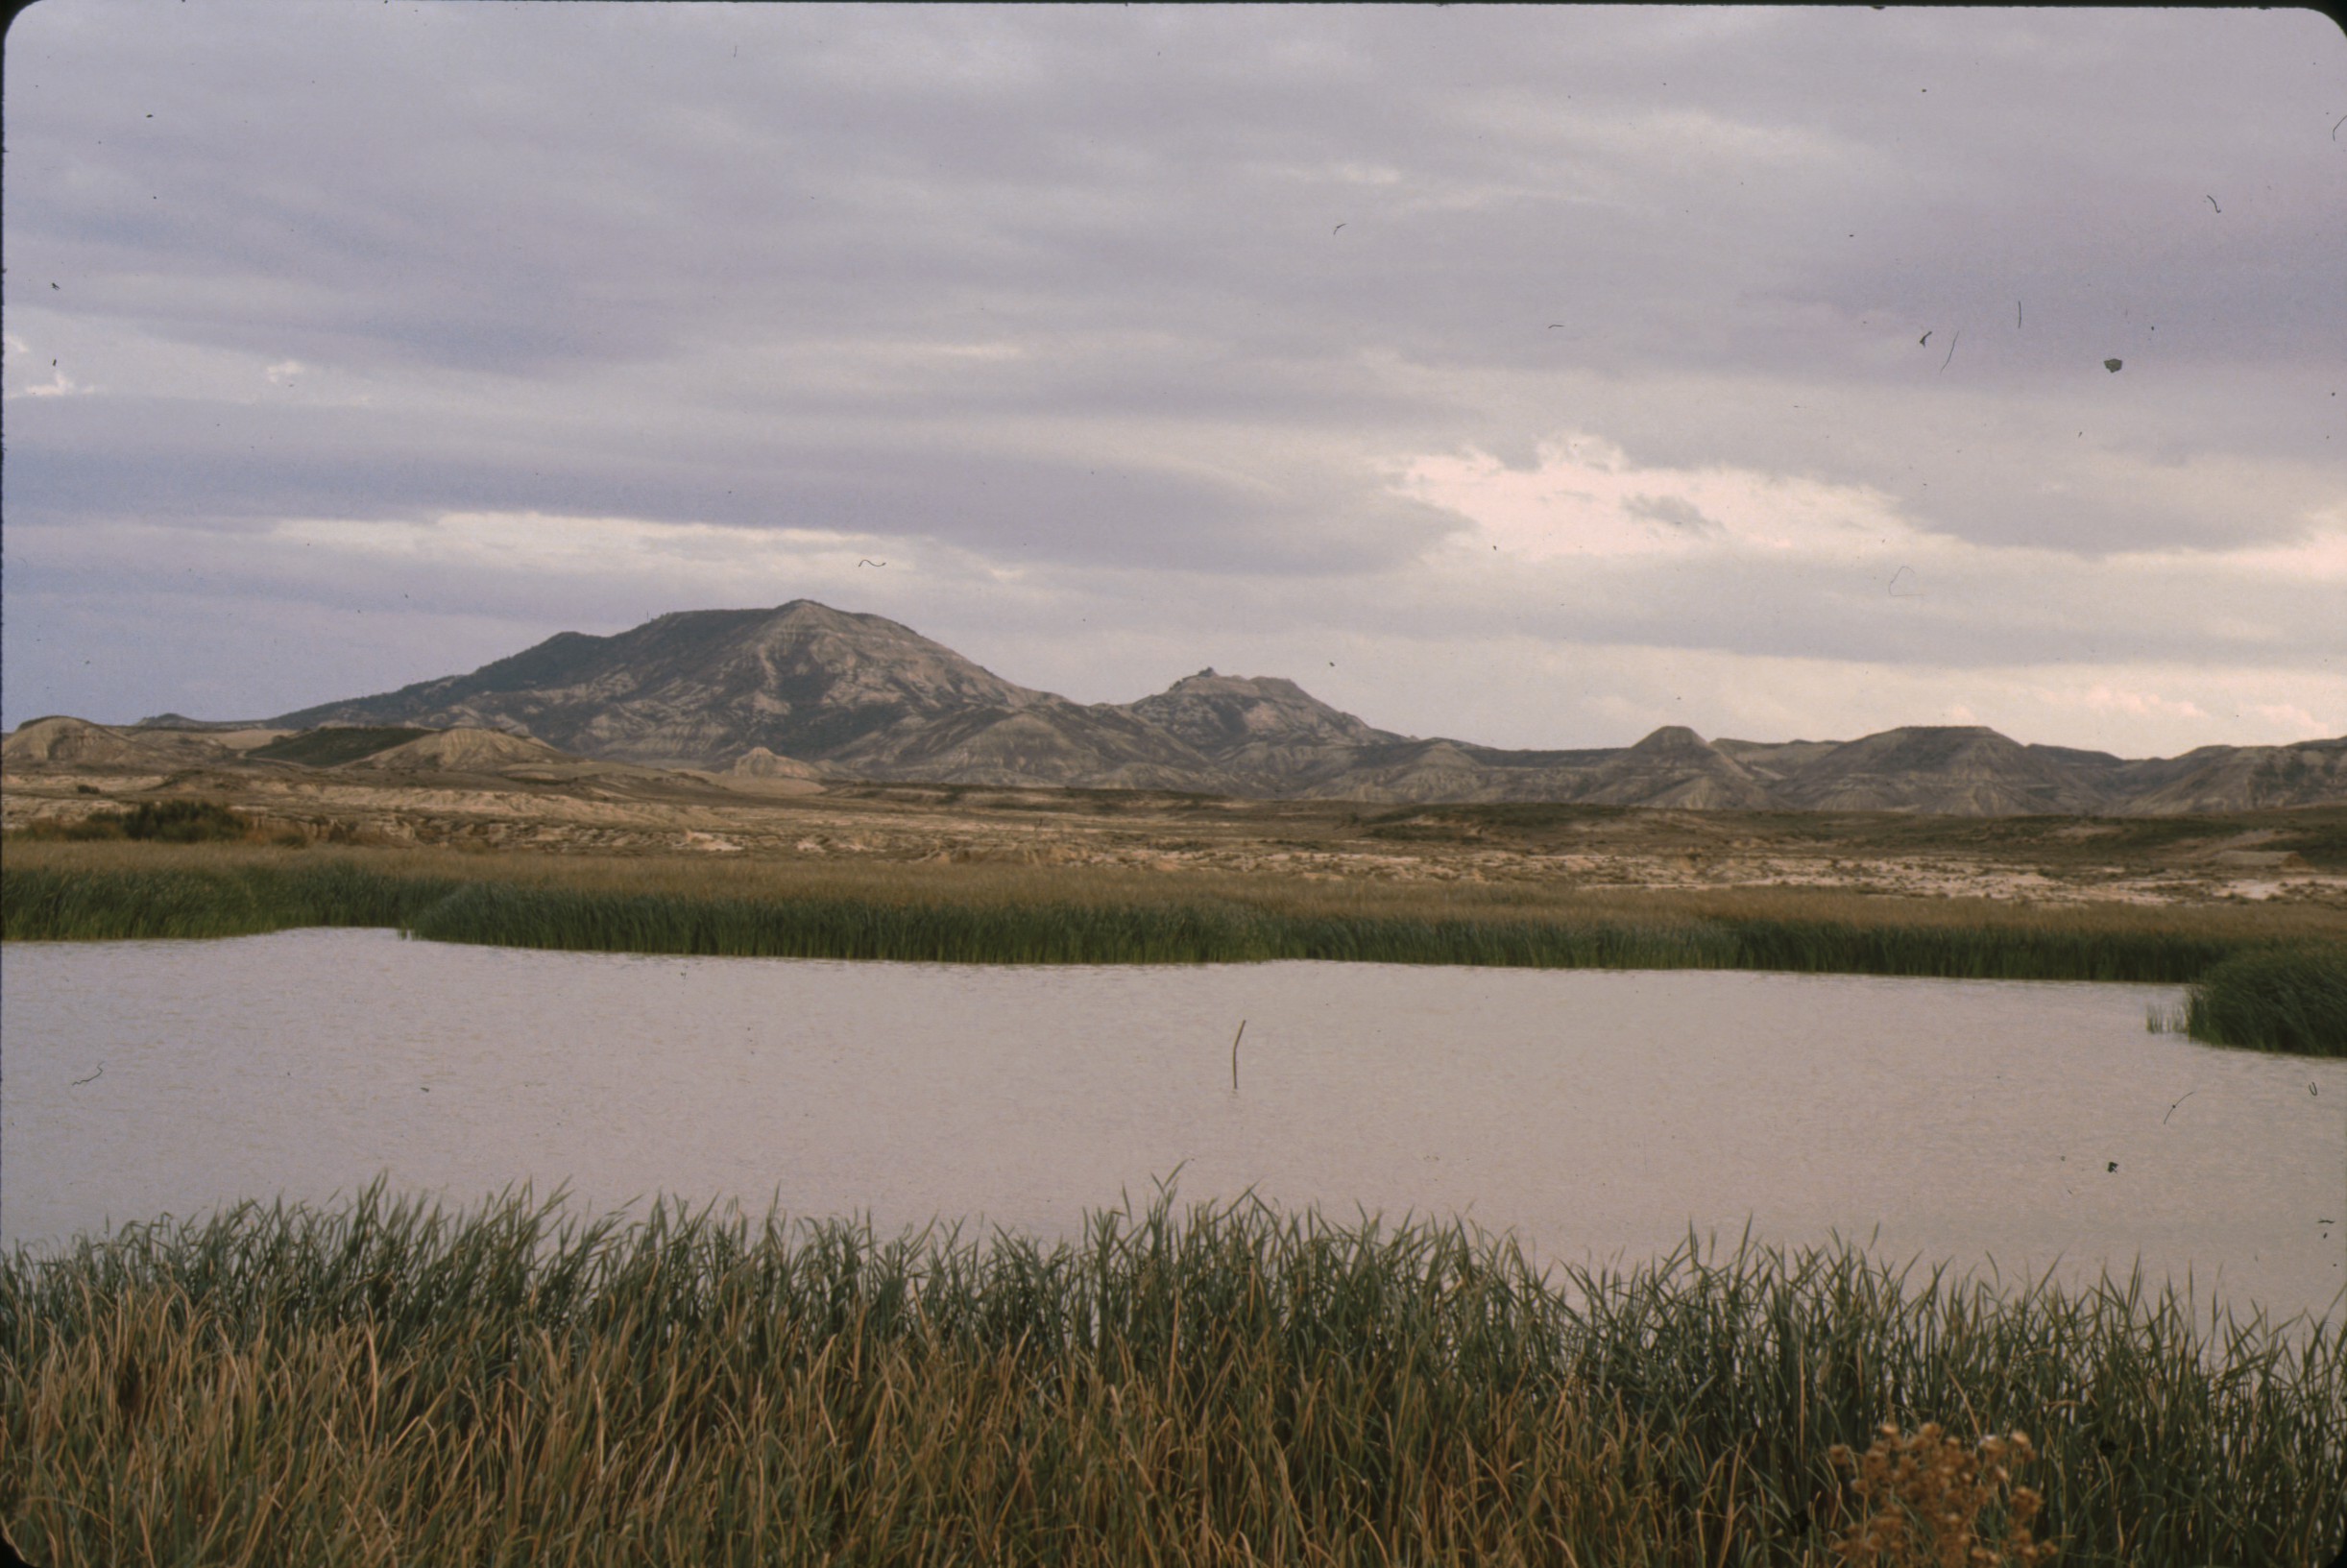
[118,798,252,843]
[23,798,254,845]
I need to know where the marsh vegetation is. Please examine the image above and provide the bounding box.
[3,1187,2338,1567]
[9,840,2340,989]
[2178,942,2347,1056]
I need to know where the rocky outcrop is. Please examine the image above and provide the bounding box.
[728,746,825,781]
[831,697,1239,792]
[3,716,182,770]
[343,727,577,774]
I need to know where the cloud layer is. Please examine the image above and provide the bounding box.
[4,3,2341,755]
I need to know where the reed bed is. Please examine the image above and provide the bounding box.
[10,842,2335,984]
[0,860,459,942]
[3,1187,2339,1567]
[2180,941,2347,1057]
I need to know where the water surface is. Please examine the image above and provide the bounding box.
[5,929,2340,1320]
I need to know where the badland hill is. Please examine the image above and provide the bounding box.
[20,601,2343,815]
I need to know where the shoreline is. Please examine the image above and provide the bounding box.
[8,839,2340,984]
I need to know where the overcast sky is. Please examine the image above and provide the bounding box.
[4,4,2342,755]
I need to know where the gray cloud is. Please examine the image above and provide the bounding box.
[1622,495,1718,535]
[3,3,2339,745]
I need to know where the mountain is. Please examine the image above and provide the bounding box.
[1,715,287,770]
[2111,737,2347,815]
[1126,669,1406,794]
[1275,728,1778,808]
[3,715,185,770]
[1565,724,1780,809]
[275,602,1049,768]
[1767,726,2113,816]
[831,696,1236,791]
[270,601,1233,790]
[222,600,2347,815]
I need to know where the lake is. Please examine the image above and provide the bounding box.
[5,929,2341,1322]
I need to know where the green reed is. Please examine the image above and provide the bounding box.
[2182,941,2347,1056]
[3,1187,2339,1567]
[1,861,459,941]
[401,880,1736,971]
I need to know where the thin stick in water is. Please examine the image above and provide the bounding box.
[1231,1020,1246,1093]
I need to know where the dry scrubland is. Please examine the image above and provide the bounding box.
[6,752,2347,905]
[4,762,2343,952]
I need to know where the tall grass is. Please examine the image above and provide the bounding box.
[1,861,458,941]
[402,880,1746,969]
[403,881,2254,980]
[3,1187,2339,1566]
[2182,941,2347,1056]
[10,844,2330,983]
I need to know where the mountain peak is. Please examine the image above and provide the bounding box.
[1162,668,1319,702]
[1628,724,1710,754]
[273,599,1047,767]
[1127,668,1402,790]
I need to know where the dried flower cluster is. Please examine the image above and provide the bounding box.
[1827,1422,2058,1568]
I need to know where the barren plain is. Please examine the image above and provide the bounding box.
[6,741,2343,913]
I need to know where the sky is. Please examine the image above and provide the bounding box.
[3,3,2342,756]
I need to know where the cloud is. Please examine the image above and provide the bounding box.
[1382,431,2347,677]
[2,331,91,399]
[2,4,2338,753]
[1393,436,1918,562]
[1622,494,1720,536]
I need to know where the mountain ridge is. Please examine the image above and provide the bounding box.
[98,600,2347,816]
